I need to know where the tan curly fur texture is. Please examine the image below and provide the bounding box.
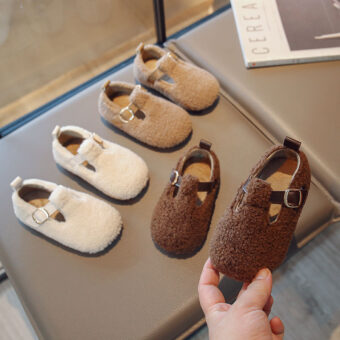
[98,81,192,149]
[134,44,220,111]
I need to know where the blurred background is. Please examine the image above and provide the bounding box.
[0,0,228,128]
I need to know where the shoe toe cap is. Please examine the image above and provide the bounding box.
[73,205,122,254]
[151,212,206,255]
[178,69,220,111]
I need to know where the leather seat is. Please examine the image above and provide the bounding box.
[0,8,339,340]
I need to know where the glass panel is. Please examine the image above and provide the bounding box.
[0,0,229,129]
[164,0,228,36]
[0,0,156,128]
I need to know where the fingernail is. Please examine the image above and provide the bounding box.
[255,268,270,280]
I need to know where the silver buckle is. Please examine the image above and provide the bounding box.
[284,189,302,208]
[170,170,180,187]
[32,207,49,225]
[167,52,178,61]
[242,178,250,194]
[119,105,135,123]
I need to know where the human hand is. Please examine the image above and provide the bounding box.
[198,258,284,340]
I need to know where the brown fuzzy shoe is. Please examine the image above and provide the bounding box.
[151,140,220,256]
[98,81,192,149]
[133,43,220,111]
[210,137,311,282]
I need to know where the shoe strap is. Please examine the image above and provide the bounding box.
[31,184,76,225]
[148,52,179,84]
[243,178,307,209]
[31,202,58,225]
[102,82,145,124]
[169,169,216,192]
[270,188,307,208]
[118,85,147,123]
[72,133,104,165]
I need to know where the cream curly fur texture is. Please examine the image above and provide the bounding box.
[52,125,149,200]
[11,178,122,253]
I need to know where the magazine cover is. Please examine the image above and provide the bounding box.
[231,0,340,68]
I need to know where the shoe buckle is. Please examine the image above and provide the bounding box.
[119,104,135,123]
[242,178,250,194]
[32,207,50,225]
[170,170,180,187]
[166,52,178,61]
[284,189,302,209]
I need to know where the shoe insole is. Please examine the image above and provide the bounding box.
[112,93,130,108]
[260,158,298,221]
[110,92,145,120]
[145,59,158,71]
[20,188,64,222]
[63,137,83,155]
[183,159,211,205]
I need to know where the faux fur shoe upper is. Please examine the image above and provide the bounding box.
[10,177,122,254]
[52,125,149,200]
[151,140,220,256]
[98,81,192,149]
[210,137,311,282]
[133,43,220,111]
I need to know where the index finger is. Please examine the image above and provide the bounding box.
[198,258,227,315]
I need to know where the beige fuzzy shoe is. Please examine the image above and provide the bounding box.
[133,43,220,111]
[98,81,192,149]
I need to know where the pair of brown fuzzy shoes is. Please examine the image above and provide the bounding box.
[98,43,219,149]
[151,137,311,282]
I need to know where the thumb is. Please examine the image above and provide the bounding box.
[236,268,272,310]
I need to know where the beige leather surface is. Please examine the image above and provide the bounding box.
[173,10,340,202]
[0,63,335,339]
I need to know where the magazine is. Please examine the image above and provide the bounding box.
[231,0,340,68]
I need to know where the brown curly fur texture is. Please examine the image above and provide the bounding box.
[151,146,220,256]
[98,81,192,149]
[210,145,311,282]
[133,44,220,111]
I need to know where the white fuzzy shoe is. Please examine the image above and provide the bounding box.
[52,125,149,200]
[10,177,122,254]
